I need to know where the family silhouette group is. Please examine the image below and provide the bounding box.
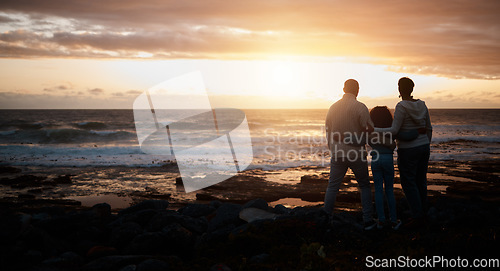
[324,77,432,231]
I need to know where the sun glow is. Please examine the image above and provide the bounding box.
[272,63,293,85]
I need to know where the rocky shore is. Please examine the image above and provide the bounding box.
[0,160,499,270]
[1,195,499,270]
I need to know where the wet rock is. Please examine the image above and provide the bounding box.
[179,203,216,218]
[243,198,269,210]
[119,200,169,216]
[137,259,170,271]
[208,203,243,232]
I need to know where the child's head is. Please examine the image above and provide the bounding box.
[370,106,393,128]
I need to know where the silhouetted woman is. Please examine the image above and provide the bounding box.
[374,77,432,229]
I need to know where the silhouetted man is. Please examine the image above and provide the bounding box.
[324,79,376,230]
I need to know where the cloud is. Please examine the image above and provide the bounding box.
[112,90,143,97]
[0,1,499,79]
[88,88,103,95]
[42,83,73,92]
[0,13,18,23]
[125,90,142,95]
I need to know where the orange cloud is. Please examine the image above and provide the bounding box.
[0,0,499,79]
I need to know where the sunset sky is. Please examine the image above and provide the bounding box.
[1,0,499,109]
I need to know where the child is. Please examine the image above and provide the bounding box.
[369,106,402,230]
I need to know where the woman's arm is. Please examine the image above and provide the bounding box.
[425,107,432,142]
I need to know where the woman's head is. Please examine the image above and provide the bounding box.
[370,106,393,128]
[398,77,414,98]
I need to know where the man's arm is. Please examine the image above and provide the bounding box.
[359,104,374,132]
[325,108,332,149]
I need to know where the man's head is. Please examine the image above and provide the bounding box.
[343,79,359,96]
[398,77,414,97]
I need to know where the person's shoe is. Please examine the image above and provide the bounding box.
[391,219,402,230]
[364,220,377,231]
[377,220,385,230]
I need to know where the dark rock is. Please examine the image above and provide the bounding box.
[120,265,137,271]
[249,253,270,264]
[210,200,223,209]
[204,223,235,243]
[242,198,268,210]
[18,193,36,199]
[125,223,195,255]
[137,259,170,271]
[179,203,215,218]
[273,204,289,214]
[239,208,277,223]
[28,188,43,194]
[0,166,22,174]
[53,174,72,184]
[145,210,181,232]
[208,203,243,232]
[120,209,161,227]
[86,245,117,259]
[7,174,46,188]
[111,222,143,248]
[161,223,195,253]
[23,249,43,264]
[42,251,83,268]
[147,212,207,234]
[83,255,149,271]
[124,232,166,255]
[175,177,183,185]
[125,223,194,255]
[92,203,112,218]
[119,200,169,216]
[182,216,208,234]
[210,263,232,271]
[196,193,220,201]
[300,174,325,184]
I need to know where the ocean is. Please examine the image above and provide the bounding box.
[1,109,499,169]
